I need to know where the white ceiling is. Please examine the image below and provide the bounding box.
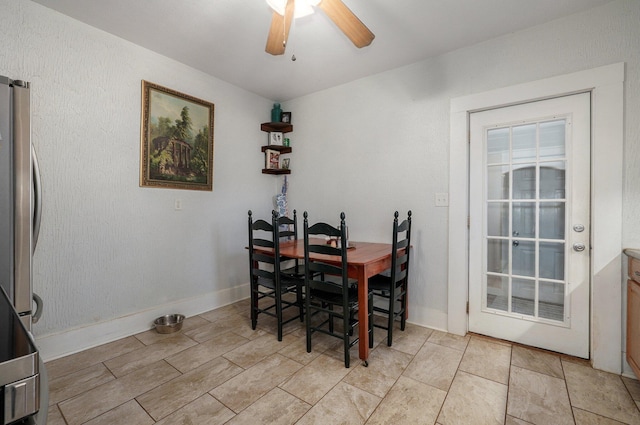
[30,0,613,101]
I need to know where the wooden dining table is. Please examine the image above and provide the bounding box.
[277,238,394,363]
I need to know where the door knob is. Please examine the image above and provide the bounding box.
[573,243,586,252]
[573,224,585,233]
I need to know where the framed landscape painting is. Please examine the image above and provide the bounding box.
[140,80,215,191]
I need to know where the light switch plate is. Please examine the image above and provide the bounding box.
[435,193,449,207]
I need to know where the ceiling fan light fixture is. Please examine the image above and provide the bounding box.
[265,0,285,15]
[265,0,374,56]
[266,0,320,19]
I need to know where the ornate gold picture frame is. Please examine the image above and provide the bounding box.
[140,81,214,191]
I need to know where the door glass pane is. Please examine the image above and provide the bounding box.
[512,124,537,161]
[488,202,509,237]
[512,165,536,199]
[539,281,565,321]
[512,278,535,316]
[539,120,565,159]
[512,202,535,238]
[486,275,508,312]
[539,202,565,239]
[487,127,510,164]
[539,242,565,280]
[512,240,535,277]
[487,239,508,274]
[540,162,566,199]
[482,113,572,326]
[487,165,510,200]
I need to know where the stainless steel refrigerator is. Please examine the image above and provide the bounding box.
[0,75,47,425]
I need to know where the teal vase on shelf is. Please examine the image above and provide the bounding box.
[271,103,282,122]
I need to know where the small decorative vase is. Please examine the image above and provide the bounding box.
[271,103,282,122]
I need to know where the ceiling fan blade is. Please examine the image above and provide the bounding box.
[318,0,374,48]
[265,0,295,55]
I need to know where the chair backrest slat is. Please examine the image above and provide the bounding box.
[252,252,276,264]
[307,221,341,238]
[253,268,275,279]
[308,260,342,276]
[397,238,409,250]
[252,219,272,232]
[253,238,275,249]
[307,244,340,256]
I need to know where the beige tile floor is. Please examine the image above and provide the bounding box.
[45,299,640,425]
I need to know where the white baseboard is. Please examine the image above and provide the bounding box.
[36,284,249,362]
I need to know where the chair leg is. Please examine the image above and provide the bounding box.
[343,309,350,368]
[387,287,394,347]
[329,304,334,333]
[275,288,283,341]
[400,284,407,331]
[368,292,374,348]
[250,280,258,330]
[297,286,304,322]
[306,296,312,353]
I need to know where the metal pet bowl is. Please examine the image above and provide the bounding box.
[154,314,185,334]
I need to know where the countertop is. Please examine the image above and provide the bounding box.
[624,249,640,260]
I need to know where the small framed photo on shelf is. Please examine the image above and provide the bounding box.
[281,112,292,123]
[269,131,283,145]
[281,158,290,169]
[265,149,280,169]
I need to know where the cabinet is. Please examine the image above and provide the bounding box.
[626,250,640,378]
[261,122,292,175]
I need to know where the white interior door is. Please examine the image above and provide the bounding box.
[468,93,591,358]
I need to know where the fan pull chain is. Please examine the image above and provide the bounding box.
[282,11,287,48]
[289,10,296,61]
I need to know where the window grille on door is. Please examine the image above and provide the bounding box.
[484,119,569,324]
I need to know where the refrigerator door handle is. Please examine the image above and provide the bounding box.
[32,292,43,324]
[32,145,41,253]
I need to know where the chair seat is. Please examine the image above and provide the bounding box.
[368,273,392,291]
[310,285,359,305]
[281,259,321,279]
[281,263,306,278]
[256,275,303,290]
[324,274,358,287]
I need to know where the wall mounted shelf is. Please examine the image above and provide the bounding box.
[261,122,292,175]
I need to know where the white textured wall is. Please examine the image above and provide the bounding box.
[284,0,640,332]
[0,1,277,344]
[1,0,639,361]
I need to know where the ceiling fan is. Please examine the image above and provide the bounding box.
[265,0,375,55]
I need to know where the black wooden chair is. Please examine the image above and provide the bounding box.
[248,210,304,341]
[303,211,373,368]
[368,210,412,346]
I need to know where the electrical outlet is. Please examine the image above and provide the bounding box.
[435,193,449,207]
[174,199,182,210]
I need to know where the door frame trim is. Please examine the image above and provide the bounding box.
[448,63,624,373]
